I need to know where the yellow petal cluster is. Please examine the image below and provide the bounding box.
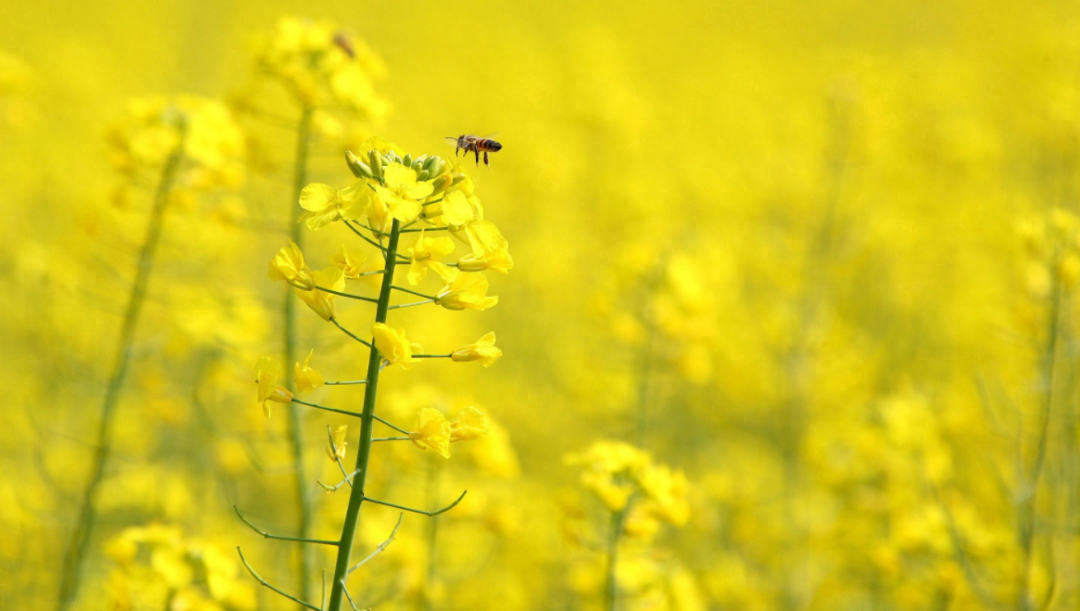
[326,425,348,461]
[407,231,456,286]
[255,357,293,418]
[437,271,499,311]
[371,323,422,369]
[295,267,345,321]
[451,332,503,367]
[268,241,315,290]
[408,406,490,459]
[294,349,325,393]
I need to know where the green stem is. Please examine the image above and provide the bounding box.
[285,104,316,605]
[605,506,627,611]
[1018,266,1063,611]
[327,218,403,611]
[57,138,185,611]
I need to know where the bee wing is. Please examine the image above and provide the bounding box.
[444,137,461,146]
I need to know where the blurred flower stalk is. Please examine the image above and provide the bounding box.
[57,97,244,611]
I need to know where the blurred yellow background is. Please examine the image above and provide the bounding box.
[3,0,1080,609]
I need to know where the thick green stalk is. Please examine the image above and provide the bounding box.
[327,218,402,611]
[56,141,185,611]
[605,506,627,611]
[285,105,316,604]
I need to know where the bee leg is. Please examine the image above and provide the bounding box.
[473,147,480,166]
[483,150,489,166]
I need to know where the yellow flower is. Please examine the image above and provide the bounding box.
[451,332,503,367]
[295,266,346,321]
[371,322,423,369]
[330,244,367,278]
[268,241,315,290]
[458,249,514,274]
[459,219,509,259]
[407,231,456,285]
[409,407,451,458]
[327,425,348,461]
[449,406,488,442]
[255,357,293,418]
[437,271,499,311]
[298,181,372,231]
[294,349,325,393]
[371,162,434,223]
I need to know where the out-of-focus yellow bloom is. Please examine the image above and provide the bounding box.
[371,162,434,223]
[407,231,456,285]
[409,407,451,458]
[451,332,503,366]
[295,267,345,321]
[294,349,325,393]
[437,271,499,311]
[327,425,348,461]
[268,241,315,289]
[330,244,367,278]
[449,406,488,442]
[298,181,371,231]
[106,95,244,188]
[255,357,293,418]
[253,17,387,117]
[458,249,514,274]
[372,322,422,369]
[639,464,691,526]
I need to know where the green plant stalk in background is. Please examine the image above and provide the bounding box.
[285,104,316,604]
[605,505,628,611]
[326,218,403,611]
[56,136,186,611]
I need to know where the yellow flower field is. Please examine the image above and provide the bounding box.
[3,1,1080,609]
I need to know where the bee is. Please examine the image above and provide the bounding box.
[445,134,503,166]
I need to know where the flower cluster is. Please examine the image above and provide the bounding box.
[566,440,690,527]
[106,96,245,189]
[251,17,387,118]
[105,524,256,610]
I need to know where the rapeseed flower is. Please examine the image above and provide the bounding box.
[295,267,345,321]
[409,407,451,458]
[372,323,422,369]
[437,271,499,311]
[294,349,324,393]
[255,357,293,418]
[371,163,434,223]
[451,332,502,366]
[407,231,456,285]
[268,241,315,289]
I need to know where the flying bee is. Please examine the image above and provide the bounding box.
[445,134,502,166]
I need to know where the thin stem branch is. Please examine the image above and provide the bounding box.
[325,379,369,386]
[414,354,453,359]
[293,397,364,419]
[391,285,438,300]
[387,299,435,310]
[234,506,339,546]
[606,506,628,611]
[372,437,410,442]
[347,514,404,575]
[318,286,378,303]
[237,547,322,611]
[374,414,410,435]
[57,133,186,611]
[360,489,467,517]
[331,318,374,348]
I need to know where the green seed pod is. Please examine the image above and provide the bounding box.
[345,151,373,179]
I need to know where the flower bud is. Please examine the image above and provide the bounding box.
[402,153,413,167]
[368,149,383,181]
[345,150,373,178]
